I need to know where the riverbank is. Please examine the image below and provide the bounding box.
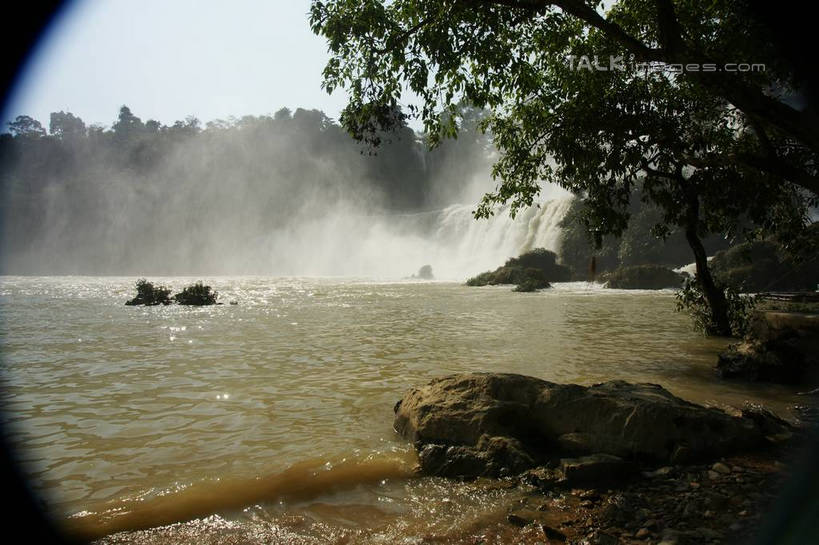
[87,396,812,545]
[389,372,816,544]
[479,445,800,545]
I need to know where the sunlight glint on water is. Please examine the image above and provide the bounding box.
[0,276,804,542]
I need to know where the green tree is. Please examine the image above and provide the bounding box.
[7,115,46,138]
[311,0,817,335]
[49,111,86,139]
[112,105,145,140]
[274,107,293,121]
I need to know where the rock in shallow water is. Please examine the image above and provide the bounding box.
[716,311,819,384]
[560,454,635,484]
[393,373,789,478]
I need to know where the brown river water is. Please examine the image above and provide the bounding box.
[0,276,809,543]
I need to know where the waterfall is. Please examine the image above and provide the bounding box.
[264,197,575,280]
[425,199,574,279]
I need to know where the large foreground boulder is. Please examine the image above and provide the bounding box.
[394,373,789,478]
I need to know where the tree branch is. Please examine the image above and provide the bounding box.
[374,12,440,54]
[472,0,819,154]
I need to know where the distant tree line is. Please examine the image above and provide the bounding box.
[0,105,492,274]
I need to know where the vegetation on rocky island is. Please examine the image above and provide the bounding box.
[512,269,551,292]
[125,280,218,306]
[174,282,218,306]
[601,265,685,290]
[467,249,567,290]
[125,279,172,306]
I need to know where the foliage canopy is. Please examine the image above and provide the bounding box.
[311,0,818,335]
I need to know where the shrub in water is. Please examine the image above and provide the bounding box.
[675,277,757,337]
[125,279,172,306]
[174,282,218,306]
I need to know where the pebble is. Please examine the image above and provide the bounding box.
[643,466,674,478]
[659,529,682,545]
[589,531,618,545]
[506,513,530,527]
[696,527,722,539]
[712,462,732,474]
[502,452,789,545]
[541,524,566,541]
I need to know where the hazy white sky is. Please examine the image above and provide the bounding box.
[2,0,351,129]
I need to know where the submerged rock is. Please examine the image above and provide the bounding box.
[394,373,789,478]
[412,265,434,280]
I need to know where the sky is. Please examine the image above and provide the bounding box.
[2,0,353,130]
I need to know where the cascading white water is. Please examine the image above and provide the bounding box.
[425,199,574,279]
[263,197,575,280]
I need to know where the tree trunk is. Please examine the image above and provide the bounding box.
[684,192,732,336]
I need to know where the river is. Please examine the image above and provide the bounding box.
[0,276,806,543]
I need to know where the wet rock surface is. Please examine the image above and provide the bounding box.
[717,311,819,384]
[497,450,795,545]
[394,373,790,478]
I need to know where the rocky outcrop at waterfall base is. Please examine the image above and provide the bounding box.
[466,248,570,291]
[410,265,434,280]
[393,373,792,480]
[600,265,686,290]
[717,311,819,384]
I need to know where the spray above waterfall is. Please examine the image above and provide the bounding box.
[0,106,573,279]
[258,196,574,280]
